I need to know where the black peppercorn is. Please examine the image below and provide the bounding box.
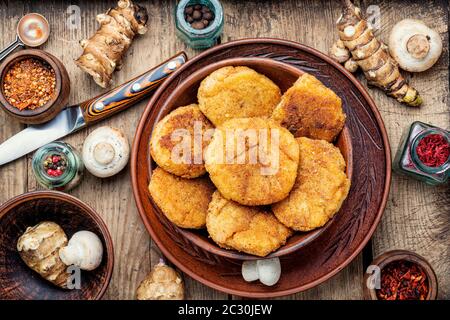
[191,21,205,29]
[184,3,215,30]
[203,12,213,20]
[192,10,202,20]
[184,5,193,14]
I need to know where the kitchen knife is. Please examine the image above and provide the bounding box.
[0,52,187,166]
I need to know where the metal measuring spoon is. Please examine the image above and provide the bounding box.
[0,13,50,61]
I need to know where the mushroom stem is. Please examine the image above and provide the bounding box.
[406,34,430,59]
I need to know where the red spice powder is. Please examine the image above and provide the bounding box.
[416,133,450,167]
[376,260,429,300]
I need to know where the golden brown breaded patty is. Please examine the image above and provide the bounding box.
[272,137,351,231]
[148,167,215,229]
[198,66,281,126]
[204,117,299,206]
[271,73,345,142]
[206,191,292,257]
[150,104,214,179]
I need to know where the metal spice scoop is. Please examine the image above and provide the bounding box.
[0,13,50,61]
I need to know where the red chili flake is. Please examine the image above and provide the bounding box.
[376,260,429,300]
[416,133,450,167]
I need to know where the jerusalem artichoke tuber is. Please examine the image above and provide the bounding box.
[335,0,422,106]
[17,222,70,288]
[136,259,184,300]
[75,0,148,88]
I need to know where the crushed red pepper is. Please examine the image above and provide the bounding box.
[3,58,56,110]
[376,260,429,300]
[416,133,450,167]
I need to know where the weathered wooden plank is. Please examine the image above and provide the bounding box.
[0,4,27,205]
[358,0,450,299]
[0,0,448,300]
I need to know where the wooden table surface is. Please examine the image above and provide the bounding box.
[0,0,448,300]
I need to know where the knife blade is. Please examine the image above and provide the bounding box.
[0,52,187,166]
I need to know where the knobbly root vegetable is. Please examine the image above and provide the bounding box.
[329,39,351,64]
[136,259,184,300]
[344,58,359,73]
[75,0,148,87]
[329,40,359,73]
[17,222,70,288]
[336,0,422,107]
[241,258,281,286]
[59,231,104,271]
[389,19,443,73]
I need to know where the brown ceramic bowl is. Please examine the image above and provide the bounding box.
[132,38,391,297]
[0,49,70,124]
[363,250,438,300]
[148,57,353,260]
[0,191,114,300]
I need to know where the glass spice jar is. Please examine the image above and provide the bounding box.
[32,141,84,191]
[175,0,224,50]
[393,121,450,185]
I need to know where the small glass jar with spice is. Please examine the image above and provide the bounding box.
[32,141,84,192]
[175,0,224,50]
[393,121,449,185]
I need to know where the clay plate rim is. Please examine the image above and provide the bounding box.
[131,38,391,297]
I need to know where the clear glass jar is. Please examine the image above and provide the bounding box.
[32,141,84,191]
[175,0,224,50]
[393,121,449,185]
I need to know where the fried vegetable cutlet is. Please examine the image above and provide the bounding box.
[206,191,292,257]
[204,117,299,206]
[149,167,215,229]
[272,137,351,231]
[150,104,214,179]
[271,73,345,142]
[198,66,281,126]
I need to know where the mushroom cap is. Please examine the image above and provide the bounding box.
[59,230,103,271]
[256,258,281,286]
[82,126,130,178]
[389,19,443,72]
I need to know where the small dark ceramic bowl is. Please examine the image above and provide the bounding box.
[363,249,438,300]
[0,191,114,300]
[148,57,353,261]
[0,49,70,124]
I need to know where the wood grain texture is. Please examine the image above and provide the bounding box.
[357,0,450,300]
[0,0,448,300]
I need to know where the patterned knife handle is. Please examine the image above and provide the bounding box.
[79,52,187,125]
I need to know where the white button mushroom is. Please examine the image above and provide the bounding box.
[59,230,103,271]
[241,258,281,286]
[241,260,260,282]
[82,126,130,178]
[389,19,443,72]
